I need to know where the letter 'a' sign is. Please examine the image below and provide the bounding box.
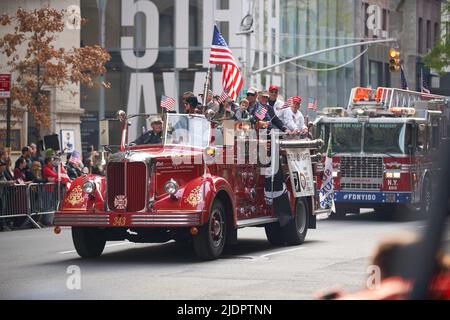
[0,74,11,98]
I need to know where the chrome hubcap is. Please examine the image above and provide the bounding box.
[210,210,224,248]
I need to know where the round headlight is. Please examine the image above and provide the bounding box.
[82,181,96,194]
[164,179,179,195]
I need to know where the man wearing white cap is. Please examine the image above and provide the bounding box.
[133,116,163,145]
[246,87,259,115]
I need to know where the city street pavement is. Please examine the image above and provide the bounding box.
[0,211,448,300]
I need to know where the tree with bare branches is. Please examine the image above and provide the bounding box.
[0,6,110,132]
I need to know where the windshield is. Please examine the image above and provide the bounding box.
[128,114,211,148]
[364,123,409,154]
[165,114,211,148]
[317,122,411,155]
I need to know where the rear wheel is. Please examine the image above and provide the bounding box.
[282,198,309,245]
[72,227,106,258]
[193,201,226,260]
[264,223,284,246]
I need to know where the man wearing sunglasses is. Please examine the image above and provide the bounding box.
[268,85,286,117]
[246,87,259,115]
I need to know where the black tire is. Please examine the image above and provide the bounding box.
[282,198,309,245]
[72,227,106,258]
[264,222,285,246]
[419,178,432,218]
[193,200,227,260]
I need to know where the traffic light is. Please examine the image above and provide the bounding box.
[389,48,401,72]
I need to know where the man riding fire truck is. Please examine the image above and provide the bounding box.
[314,87,449,218]
[53,108,323,260]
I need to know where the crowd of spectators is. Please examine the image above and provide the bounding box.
[0,144,103,231]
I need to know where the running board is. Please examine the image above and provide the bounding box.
[236,217,278,228]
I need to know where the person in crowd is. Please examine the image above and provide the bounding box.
[199,89,220,113]
[280,96,309,139]
[13,157,33,185]
[0,160,14,185]
[182,91,195,114]
[133,116,164,145]
[29,161,46,183]
[42,157,71,184]
[252,91,289,133]
[184,96,202,115]
[214,97,236,121]
[66,151,83,180]
[317,233,450,300]
[14,146,31,170]
[235,98,250,122]
[4,157,14,181]
[268,85,286,117]
[28,143,44,165]
[0,160,15,232]
[246,87,259,115]
[87,145,99,164]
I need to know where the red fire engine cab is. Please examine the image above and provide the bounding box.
[314,87,450,218]
[54,112,323,260]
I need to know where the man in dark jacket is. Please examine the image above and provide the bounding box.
[133,116,163,145]
[250,91,289,133]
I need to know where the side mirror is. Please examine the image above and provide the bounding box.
[418,124,426,132]
[205,108,216,121]
[116,110,127,122]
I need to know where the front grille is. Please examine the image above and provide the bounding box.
[340,157,383,179]
[107,162,147,212]
[340,183,381,190]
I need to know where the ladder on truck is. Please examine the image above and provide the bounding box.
[348,87,446,111]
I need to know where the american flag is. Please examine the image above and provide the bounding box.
[69,150,82,165]
[160,95,175,112]
[421,69,430,94]
[308,97,318,111]
[401,66,409,90]
[255,106,268,120]
[209,25,243,102]
[217,90,229,104]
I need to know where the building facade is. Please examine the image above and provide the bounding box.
[0,0,83,156]
[0,0,444,154]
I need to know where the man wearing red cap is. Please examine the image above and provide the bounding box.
[268,85,285,117]
[280,96,308,138]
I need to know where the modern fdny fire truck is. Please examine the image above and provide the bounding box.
[314,87,450,218]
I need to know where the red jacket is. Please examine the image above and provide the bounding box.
[42,165,71,184]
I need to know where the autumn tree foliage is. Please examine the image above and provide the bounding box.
[0,7,110,129]
[424,1,450,74]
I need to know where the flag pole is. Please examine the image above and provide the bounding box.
[202,68,212,108]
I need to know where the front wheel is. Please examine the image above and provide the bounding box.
[193,201,227,260]
[72,227,106,258]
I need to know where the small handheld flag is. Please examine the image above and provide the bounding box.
[308,97,318,111]
[255,106,268,120]
[161,95,175,112]
[217,90,229,104]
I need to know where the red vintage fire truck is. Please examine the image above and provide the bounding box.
[54,112,323,260]
[314,87,450,218]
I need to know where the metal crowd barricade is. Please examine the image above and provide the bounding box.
[0,182,66,229]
